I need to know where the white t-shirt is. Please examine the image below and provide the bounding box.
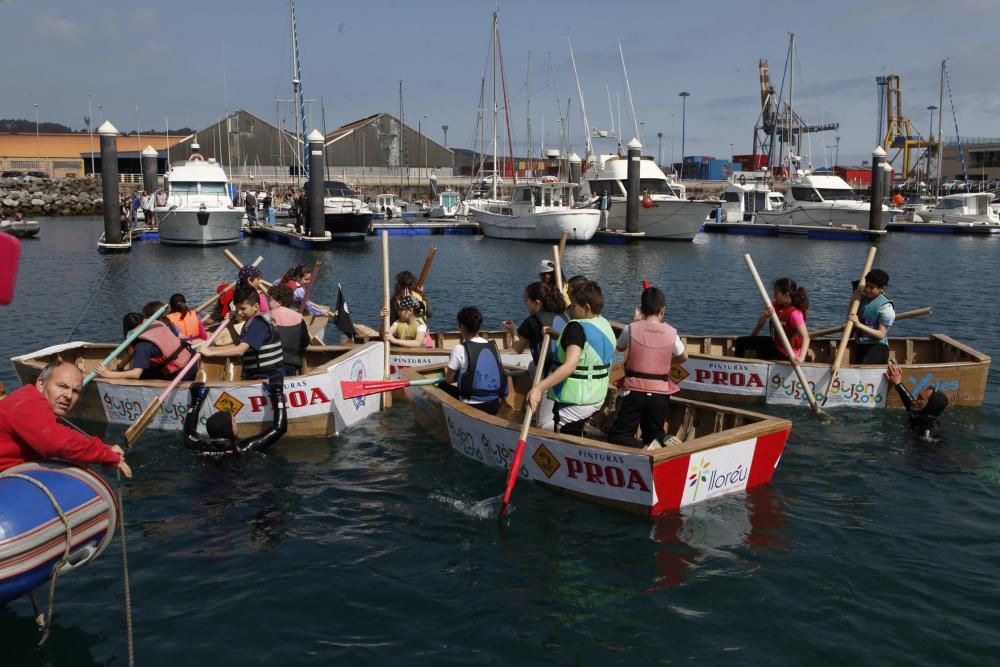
[447,336,490,404]
[616,323,686,356]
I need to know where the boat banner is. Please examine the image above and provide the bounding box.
[765,364,888,408]
[98,372,342,431]
[328,343,383,432]
[679,438,756,508]
[442,403,656,506]
[676,358,770,397]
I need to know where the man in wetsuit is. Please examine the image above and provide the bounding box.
[886,361,949,438]
[183,379,287,458]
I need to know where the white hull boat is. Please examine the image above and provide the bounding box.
[154,144,243,246]
[752,173,894,231]
[470,180,599,242]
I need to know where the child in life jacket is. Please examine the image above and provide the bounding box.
[443,306,508,416]
[381,295,432,348]
[267,283,312,377]
[734,277,810,363]
[527,280,616,436]
[849,269,895,364]
[167,292,207,344]
[607,286,689,450]
[96,312,197,381]
[199,285,285,379]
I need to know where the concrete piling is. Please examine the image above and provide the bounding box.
[98,121,120,244]
[307,129,325,238]
[141,145,158,196]
[626,137,642,235]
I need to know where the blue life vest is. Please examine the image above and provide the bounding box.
[857,293,893,345]
[458,340,508,402]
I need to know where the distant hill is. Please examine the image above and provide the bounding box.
[0,118,196,135]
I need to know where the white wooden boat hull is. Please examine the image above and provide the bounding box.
[754,204,893,230]
[607,199,717,240]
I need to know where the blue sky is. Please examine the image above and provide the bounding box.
[3,0,999,167]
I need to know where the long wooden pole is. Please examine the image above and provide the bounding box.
[809,306,931,338]
[416,245,437,291]
[744,254,828,419]
[557,231,568,261]
[381,230,392,409]
[821,246,878,404]
[124,315,232,446]
[195,255,263,316]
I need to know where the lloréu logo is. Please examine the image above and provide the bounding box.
[687,456,748,501]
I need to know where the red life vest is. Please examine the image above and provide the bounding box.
[772,304,805,358]
[137,321,194,376]
[167,309,203,343]
[623,320,680,395]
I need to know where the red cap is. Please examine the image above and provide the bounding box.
[642,280,650,289]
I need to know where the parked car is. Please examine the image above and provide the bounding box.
[1,170,26,178]
[25,171,50,179]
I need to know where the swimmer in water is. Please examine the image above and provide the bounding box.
[886,361,949,439]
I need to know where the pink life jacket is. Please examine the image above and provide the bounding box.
[623,320,680,395]
[136,321,193,376]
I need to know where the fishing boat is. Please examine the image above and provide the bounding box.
[666,333,990,408]
[0,217,40,238]
[11,341,385,438]
[402,363,792,516]
[153,144,244,246]
[370,194,411,220]
[429,190,460,219]
[887,192,1000,234]
[0,462,118,606]
[470,181,600,242]
[751,172,894,239]
[718,173,786,222]
[580,151,720,241]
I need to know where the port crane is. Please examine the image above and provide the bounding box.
[878,74,934,180]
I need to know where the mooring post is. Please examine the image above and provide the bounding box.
[307,129,325,238]
[626,137,642,236]
[99,121,120,244]
[141,145,158,196]
[869,146,886,231]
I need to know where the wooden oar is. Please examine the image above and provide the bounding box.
[744,254,829,420]
[298,261,321,314]
[223,248,273,287]
[341,375,444,400]
[381,230,392,409]
[809,306,931,338]
[416,245,437,291]
[821,246,878,405]
[123,315,231,447]
[557,231,568,260]
[553,244,564,294]
[195,255,263,315]
[342,368,530,400]
[82,305,168,386]
[498,333,550,519]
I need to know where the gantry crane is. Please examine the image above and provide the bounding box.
[880,74,933,179]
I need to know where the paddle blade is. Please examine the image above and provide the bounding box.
[498,438,527,519]
[124,396,162,447]
[340,379,410,400]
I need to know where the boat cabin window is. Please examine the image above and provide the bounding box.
[532,188,542,205]
[750,191,769,210]
[323,181,355,198]
[170,181,226,195]
[723,191,742,203]
[939,198,965,210]
[621,179,678,197]
[589,179,623,197]
[514,187,533,203]
[791,186,822,202]
[816,188,858,201]
[544,189,552,206]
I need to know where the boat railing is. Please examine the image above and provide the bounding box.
[163,192,235,210]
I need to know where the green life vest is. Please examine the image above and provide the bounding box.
[548,315,616,406]
[856,293,893,345]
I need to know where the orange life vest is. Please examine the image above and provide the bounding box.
[623,320,680,395]
[136,321,194,376]
[167,310,204,343]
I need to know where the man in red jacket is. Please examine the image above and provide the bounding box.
[0,360,132,477]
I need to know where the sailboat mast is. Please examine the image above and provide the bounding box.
[290,0,308,179]
[936,59,945,195]
[568,39,592,157]
[491,12,499,200]
[788,33,795,176]
[526,51,532,169]
[619,42,640,141]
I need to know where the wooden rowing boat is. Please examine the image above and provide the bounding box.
[665,333,991,409]
[11,341,384,438]
[402,363,792,516]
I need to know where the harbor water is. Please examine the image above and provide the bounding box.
[2,218,999,665]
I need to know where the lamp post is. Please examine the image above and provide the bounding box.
[670,113,676,174]
[679,92,690,179]
[729,143,734,162]
[926,105,937,188]
[657,132,663,169]
[639,121,645,150]
[34,103,41,168]
[422,115,428,183]
[441,124,448,148]
[88,93,95,177]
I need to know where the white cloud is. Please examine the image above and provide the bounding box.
[34,10,79,42]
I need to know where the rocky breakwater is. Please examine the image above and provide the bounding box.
[0,177,105,217]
